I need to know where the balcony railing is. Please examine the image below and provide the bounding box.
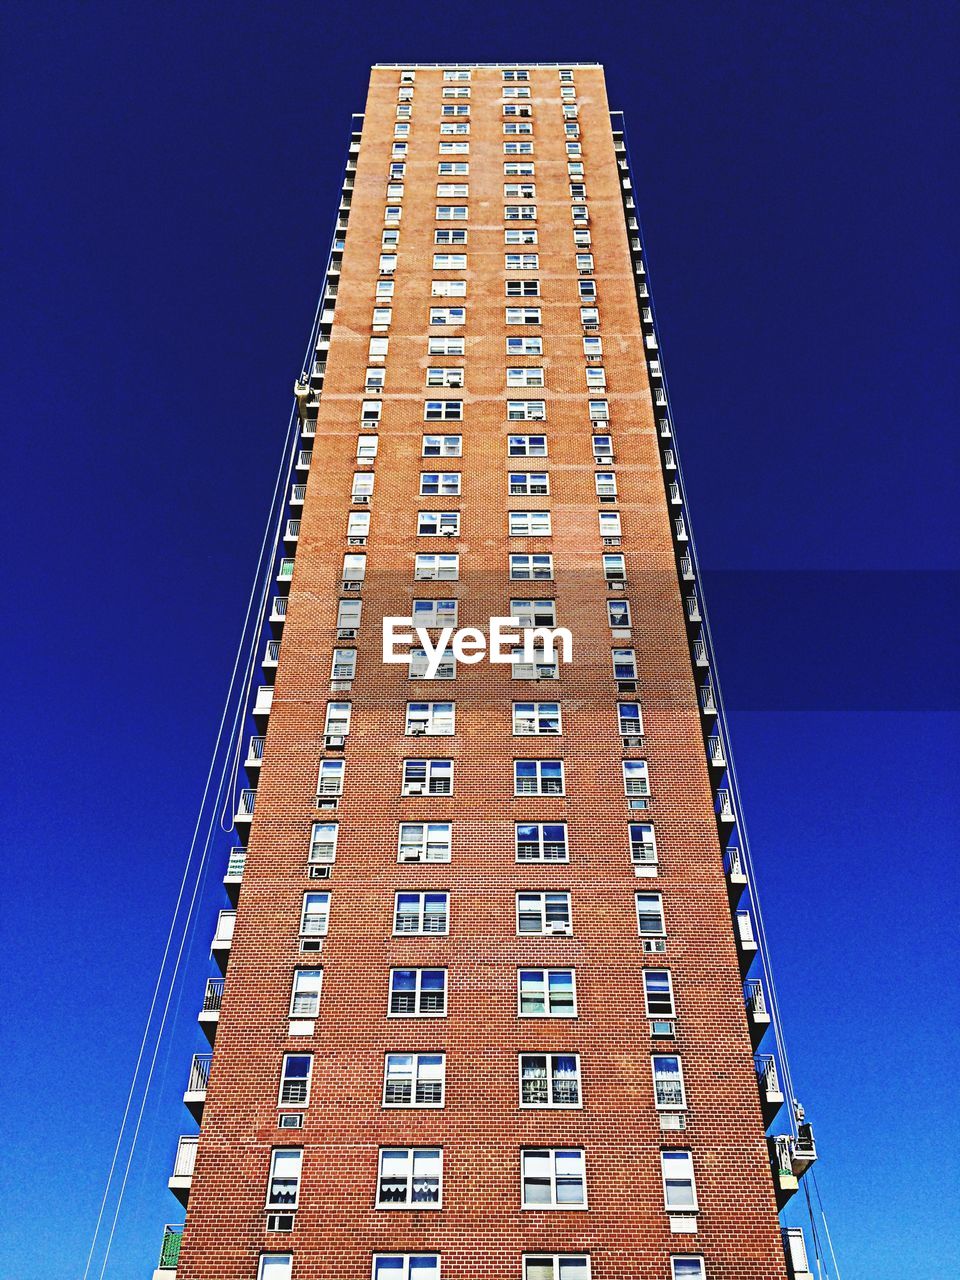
[202,978,223,1013]
[225,846,246,879]
[171,1134,198,1179]
[235,789,256,821]
[156,1223,183,1271]
[213,910,236,943]
[186,1054,212,1094]
[715,788,734,822]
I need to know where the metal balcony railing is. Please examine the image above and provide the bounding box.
[745,978,767,1018]
[157,1223,183,1270]
[755,1053,782,1097]
[186,1054,212,1094]
[226,847,246,878]
[236,789,256,819]
[213,910,235,943]
[202,978,224,1013]
[246,736,265,764]
[172,1135,198,1178]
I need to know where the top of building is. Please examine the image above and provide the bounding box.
[372,61,602,68]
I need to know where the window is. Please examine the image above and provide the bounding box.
[502,68,529,81]
[518,968,576,1016]
[505,254,539,272]
[519,1054,580,1106]
[618,701,644,735]
[595,471,617,499]
[266,1148,302,1208]
[373,1257,440,1280]
[507,398,546,420]
[436,184,468,200]
[568,162,585,178]
[506,306,541,325]
[629,822,658,869]
[431,278,466,297]
[438,141,470,153]
[422,435,462,457]
[432,254,467,270]
[417,510,460,536]
[347,511,370,540]
[419,470,461,496]
[506,368,545,390]
[502,85,531,98]
[583,334,602,356]
[257,1257,293,1280]
[509,598,556,627]
[661,1150,698,1212]
[505,277,539,296]
[395,892,449,936]
[434,226,468,244]
[378,1148,442,1208]
[671,1260,706,1280]
[588,399,609,421]
[379,253,397,274]
[440,120,470,133]
[608,599,631,629]
[506,338,543,358]
[504,161,536,176]
[442,84,470,98]
[504,140,534,154]
[427,335,465,353]
[613,648,637,680]
[435,206,468,221]
[384,1053,445,1107]
[521,1149,586,1208]
[386,183,405,200]
[426,367,463,388]
[278,1053,312,1106]
[398,822,452,863]
[505,185,537,203]
[372,306,393,327]
[508,434,547,456]
[411,598,458,628]
[585,366,606,388]
[409,647,456,680]
[653,1055,686,1110]
[509,510,551,536]
[517,891,571,934]
[623,759,651,797]
[331,645,358,680]
[309,824,340,865]
[365,366,386,392]
[603,553,625,583]
[290,969,323,1017]
[513,701,561,735]
[402,758,453,796]
[424,399,463,422]
[509,471,549,495]
[429,306,466,325]
[357,435,379,462]
[405,702,455,735]
[437,161,469,174]
[443,68,471,80]
[523,1259,590,1280]
[644,970,675,1017]
[389,968,447,1015]
[510,553,553,579]
[414,553,459,580]
[323,701,351,738]
[316,758,345,795]
[516,823,568,863]
[369,336,390,358]
[580,306,599,327]
[361,399,383,424]
[337,598,362,631]
[505,227,538,245]
[514,760,564,795]
[503,120,533,134]
[636,892,666,937]
[566,141,582,156]
[300,892,330,939]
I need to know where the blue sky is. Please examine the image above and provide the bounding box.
[2,2,958,1276]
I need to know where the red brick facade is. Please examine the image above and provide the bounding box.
[173,63,789,1280]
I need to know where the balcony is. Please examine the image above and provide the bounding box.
[782,1226,816,1280]
[223,846,246,903]
[245,735,265,773]
[276,559,295,590]
[744,978,771,1047]
[769,1126,817,1207]
[197,977,223,1044]
[699,682,718,717]
[685,593,701,623]
[663,448,677,471]
[168,1135,198,1206]
[755,1053,785,1124]
[715,787,735,823]
[294,378,319,423]
[269,596,288,627]
[252,686,273,726]
[285,518,301,544]
[679,552,694,581]
[707,734,726,768]
[183,1053,212,1121]
[289,483,306,508]
[692,636,708,667]
[234,788,256,832]
[211,909,235,973]
[725,845,747,899]
[295,449,313,473]
[262,638,280,677]
[735,908,759,972]
[152,1223,183,1278]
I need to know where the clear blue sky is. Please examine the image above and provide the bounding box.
[2,2,958,1277]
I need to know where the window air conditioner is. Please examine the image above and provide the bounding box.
[548,921,570,934]
[352,494,370,505]
[309,865,332,880]
[399,850,423,862]
[336,628,357,640]
[643,938,667,954]
[325,735,345,749]
[595,454,613,464]
[410,726,427,736]
[405,783,425,795]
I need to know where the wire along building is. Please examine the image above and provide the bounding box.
[151,63,822,1280]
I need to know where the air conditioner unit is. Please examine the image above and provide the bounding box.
[300,938,323,952]
[405,783,425,795]
[622,734,645,747]
[643,938,667,954]
[309,865,331,880]
[629,798,649,811]
[352,494,370,505]
[316,797,339,810]
[650,1019,675,1038]
[342,581,361,592]
[410,726,427,736]
[399,850,423,862]
[336,628,357,640]
[617,680,637,693]
[325,735,345,749]
[599,493,616,503]
[582,321,599,331]
[347,537,367,547]
[441,529,457,537]
[602,537,622,547]
[595,454,613,464]
[266,1213,295,1233]
[278,1113,304,1129]
[548,921,570,935]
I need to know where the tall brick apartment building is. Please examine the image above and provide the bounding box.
[153,63,820,1280]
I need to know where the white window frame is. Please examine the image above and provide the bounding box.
[661,1149,698,1213]
[398,822,452,863]
[522,1259,591,1280]
[518,1054,582,1108]
[405,702,455,736]
[388,968,448,1017]
[289,969,323,1018]
[421,435,462,457]
[402,757,454,795]
[394,891,450,936]
[376,1147,443,1209]
[414,554,459,581]
[512,701,562,735]
[509,510,552,536]
[514,759,564,796]
[266,1147,303,1209]
[277,1053,312,1107]
[300,891,330,938]
[520,1148,587,1209]
[509,553,553,579]
[383,1053,446,1108]
[517,968,577,1017]
[516,891,572,935]
[652,1054,687,1111]
[636,892,666,937]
